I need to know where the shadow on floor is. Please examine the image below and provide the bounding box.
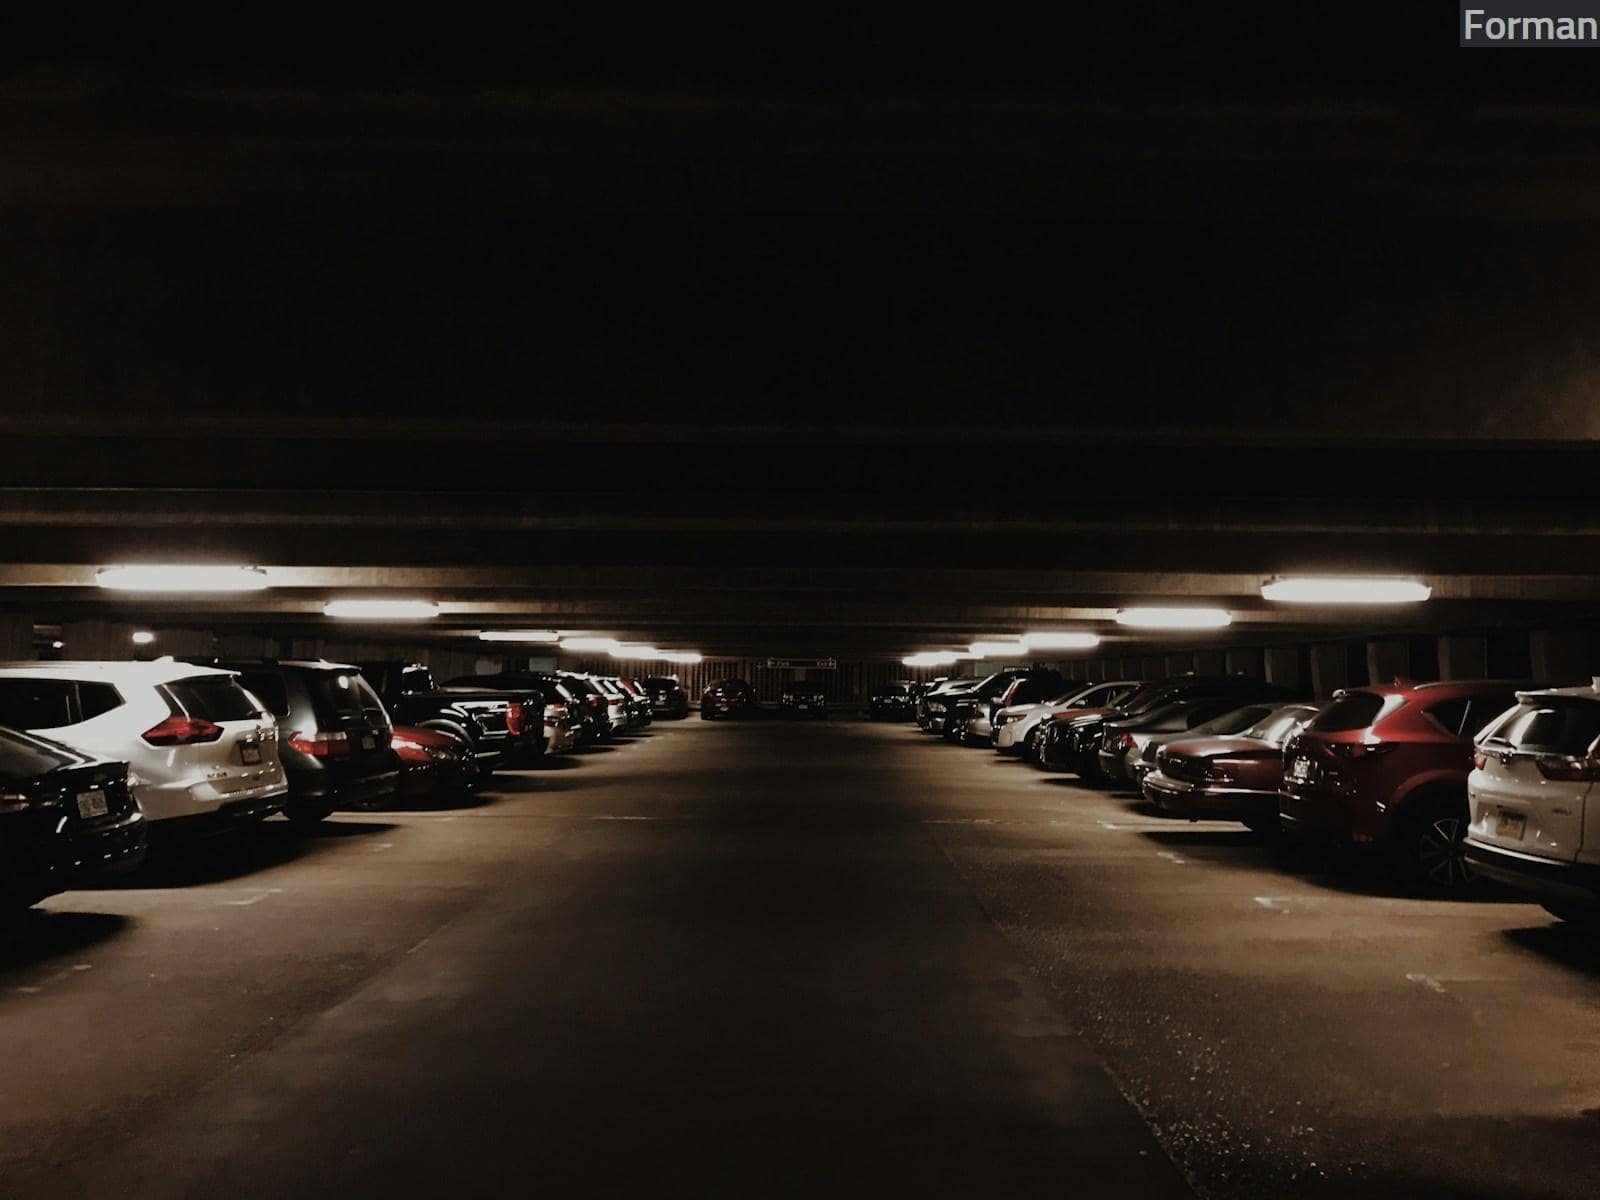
[1502,922,1600,975]
[82,818,399,890]
[0,909,132,977]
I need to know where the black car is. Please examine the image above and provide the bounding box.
[1040,676,1294,780]
[641,675,690,719]
[780,680,828,718]
[916,677,981,732]
[361,660,539,768]
[702,679,757,719]
[940,668,1064,742]
[0,725,146,907]
[220,661,400,824]
[868,680,916,720]
[449,671,612,746]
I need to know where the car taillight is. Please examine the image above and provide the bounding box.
[544,703,568,722]
[289,730,351,757]
[1535,752,1600,781]
[1473,750,1488,771]
[1115,733,1135,751]
[141,716,224,746]
[505,702,524,736]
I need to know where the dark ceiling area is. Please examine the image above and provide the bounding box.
[4,13,1600,661]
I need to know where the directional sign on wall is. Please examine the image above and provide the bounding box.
[766,658,838,670]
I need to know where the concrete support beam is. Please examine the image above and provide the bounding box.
[1530,630,1590,684]
[1310,643,1349,699]
[1438,634,1487,681]
[1264,645,1301,691]
[1225,647,1263,678]
[1366,638,1410,687]
[0,614,33,660]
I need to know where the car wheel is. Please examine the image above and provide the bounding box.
[286,801,334,827]
[1408,794,1477,890]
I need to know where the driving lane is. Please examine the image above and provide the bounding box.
[0,720,1189,1199]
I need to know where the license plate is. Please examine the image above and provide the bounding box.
[240,742,262,765]
[361,735,377,751]
[1289,757,1312,783]
[76,789,108,819]
[1494,809,1527,840]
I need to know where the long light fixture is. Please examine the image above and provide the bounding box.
[1261,576,1432,604]
[662,651,703,664]
[609,644,661,660]
[131,630,156,645]
[1021,631,1102,650]
[97,564,269,592]
[559,636,620,652]
[478,629,561,643]
[1114,607,1233,629]
[323,599,439,620]
[903,651,959,667]
[969,640,1030,658]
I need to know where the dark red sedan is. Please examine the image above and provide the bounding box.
[1143,703,1322,833]
[393,724,476,806]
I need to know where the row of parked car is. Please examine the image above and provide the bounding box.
[0,657,694,909]
[887,666,1600,924]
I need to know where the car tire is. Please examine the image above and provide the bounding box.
[1406,792,1478,891]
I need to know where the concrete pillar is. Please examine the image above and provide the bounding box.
[1310,643,1349,699]
[1366,638,1410,687]
[1264,645,1301,691]
[1193,650,1225,676]
[60,620,138,660]
[1225,647,1263,678]
[0,614,33,660]
[1437,634,1487,681]
[1530,630,1590,684]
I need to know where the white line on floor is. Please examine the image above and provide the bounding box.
[220,888,284,907]
[1253,896,1290,912]
[1406,972,1448,994]
[1157,851,1187,864]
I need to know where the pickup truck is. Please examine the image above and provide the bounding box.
[355,661,544,769]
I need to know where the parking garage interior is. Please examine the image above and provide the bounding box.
[6,13,1600,1200]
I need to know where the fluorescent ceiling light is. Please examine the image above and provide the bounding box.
[1261,576,1432,604]
[609,644,661,659]
[323,599,439,620]
[130,630,155,645]
[559,637,620,652]
[478,629,561,643]
[1021,632,1102,650]
[1114,607,1233,629]
[661,651,703,664]
[97,564,269,592]
[903,652,958,667]
[969,640,1030,658]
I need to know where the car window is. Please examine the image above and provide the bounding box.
[77,682,125,720]
[0,678,78,728]
[1422,698,1472,737]
[235,672,291,717]
[0,725,81,777]
[1189,704,1273,736]
[401,666,436,692]
[314,672,390,722]
[1464,693,1520,740]
[1307,691,1386,733]
[165,676,263,722]
[1480,699,1600,755]
[1243,707,1317,744]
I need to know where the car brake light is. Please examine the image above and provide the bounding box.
[142,716,224,746]
[1473,750,1488,771]
[1116,733,1135,751]
[289,730,351,757]
[505,702,524,736]
[544,703,568,722]
[1535,752,1600,781]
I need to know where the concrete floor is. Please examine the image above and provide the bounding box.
[1,721,1596,1198]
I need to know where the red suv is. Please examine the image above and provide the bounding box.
[1279,679,1526,887]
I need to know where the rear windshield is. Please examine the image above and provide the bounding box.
[1307,691,1387,733]
[165,676,263,722]
[314,672,390,723]
[1243,707,1319,744]
[0,726,81,779]
[235,672,291,718]
[1479,699,1600,755]
[1189,704,1275,737]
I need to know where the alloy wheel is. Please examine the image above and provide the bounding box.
[1416,811,1474,889]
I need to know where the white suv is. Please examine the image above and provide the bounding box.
[1466,683,1600,924]
[0,661,287,829]
[993,680,1141,755]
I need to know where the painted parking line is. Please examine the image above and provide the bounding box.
[220,888,284,907]
[1156,850,1187,865]
[12,962,93,995]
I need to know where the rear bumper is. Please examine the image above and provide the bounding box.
[1144,772,1279,821]
[1,810,148,900]
[293,768,398,809]
[1096,748,1127,780]
[1464,839,1600,905]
